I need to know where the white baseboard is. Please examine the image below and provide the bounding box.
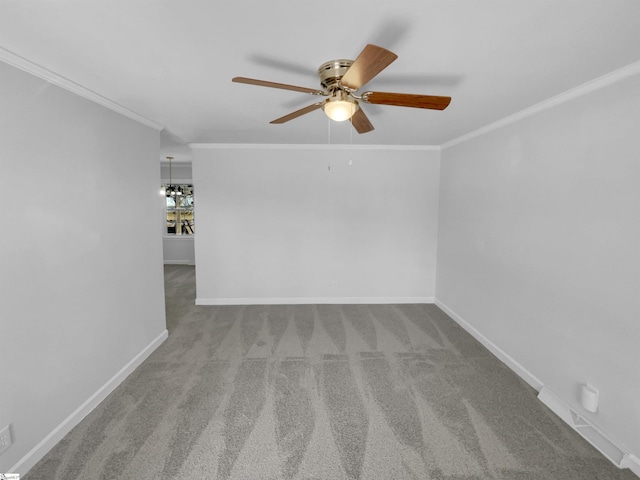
[622,454,640,477]
[435,299,639,478]
[11,329,169,475]
[196,296,435,305]
[538,386,638,476]
[163,260,195,265]
[434,299,543,390]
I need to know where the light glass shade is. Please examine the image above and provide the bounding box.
[323,91,358,122]
[324,100,357,122]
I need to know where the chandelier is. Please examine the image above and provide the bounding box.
[165,156,183,197]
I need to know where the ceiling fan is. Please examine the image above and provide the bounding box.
[232,44,451,134]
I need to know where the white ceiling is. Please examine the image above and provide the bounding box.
[2,1,640,159]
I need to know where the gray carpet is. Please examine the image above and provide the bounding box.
[25,265,635,479]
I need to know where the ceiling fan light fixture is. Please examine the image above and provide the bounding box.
[323,90,358,122]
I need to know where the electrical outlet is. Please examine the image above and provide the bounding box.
[332,280,338,289]
[0,424,13,455]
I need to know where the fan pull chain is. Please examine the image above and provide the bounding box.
[327,118,331,170]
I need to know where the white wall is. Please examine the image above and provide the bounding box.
[0,62,167,473]
[437,70,640,461]
[160,161,192,183]
[191,146,440,304]
[160,161,195,264]
[163,236,195,265]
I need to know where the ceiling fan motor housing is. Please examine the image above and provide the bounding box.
[318,59,353,90]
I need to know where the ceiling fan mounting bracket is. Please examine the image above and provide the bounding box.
[318,59,354,91]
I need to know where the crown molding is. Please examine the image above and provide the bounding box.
[442,59,640,150]
[0,47,164,131]
[188,143,440,151]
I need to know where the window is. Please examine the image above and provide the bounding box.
[163,184,194,235]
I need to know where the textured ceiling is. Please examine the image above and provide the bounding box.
[2,1,640,159]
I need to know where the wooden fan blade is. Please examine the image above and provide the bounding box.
[340,44,398,91]
[232,77,325,95]
[270,102,324,124]
[350,107,374,134]
[363,91,451,110]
